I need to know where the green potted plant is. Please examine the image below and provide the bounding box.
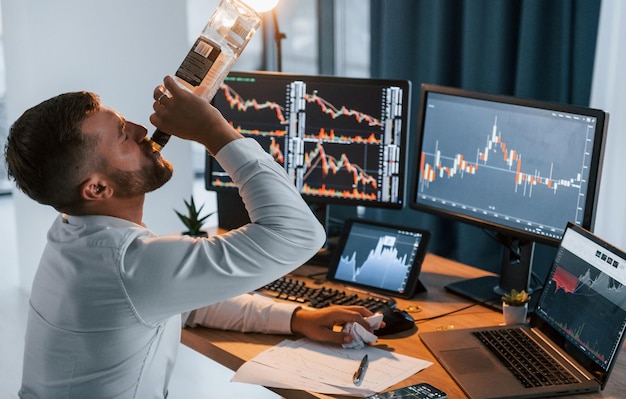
[502,289,530,306]
[501,289,530,325]
[174,196,214,237]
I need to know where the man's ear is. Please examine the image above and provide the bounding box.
[81,175,113,201]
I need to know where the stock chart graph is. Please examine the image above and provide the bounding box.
[209,74,406,206]
[209,77,289,188]
[292,81,403,203]
[301,141,380,200]
[417,97,598,238]
[538,249,626,368]
[335,230,420,293]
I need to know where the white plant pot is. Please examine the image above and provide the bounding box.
[502,302,528,325]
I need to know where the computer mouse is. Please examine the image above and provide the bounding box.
[374,308,416,336]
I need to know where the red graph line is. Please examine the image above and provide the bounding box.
[305,128,381,144]
[305,92,383,127]
[305,142,378,191]
[420,151,477,183]
[301,183,377,201]
[420,117,577,195]
[552,266,579,294]
[230,121,287,137]
[213,178,235,188]
[221,84,383,143]
[477,118,553,189]
[221,84,286,123]
[269,137,284,164]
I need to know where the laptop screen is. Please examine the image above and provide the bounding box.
[534,223,626,375]
[326,219,431,298]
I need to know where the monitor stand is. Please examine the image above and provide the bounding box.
[445,236,537,312]
[216,191,250,231]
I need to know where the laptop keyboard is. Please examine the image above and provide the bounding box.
[472,328,580,388]
[259,276,395,313]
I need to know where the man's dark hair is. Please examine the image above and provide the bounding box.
[4,91,101,212]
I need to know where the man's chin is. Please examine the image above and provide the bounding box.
[147,166,173,193]
[149,174,173,193]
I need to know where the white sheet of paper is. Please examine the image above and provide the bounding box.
[231,338,432,397]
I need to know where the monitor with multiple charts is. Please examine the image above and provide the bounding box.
[205,71,411,210]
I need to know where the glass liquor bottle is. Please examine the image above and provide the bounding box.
[150,0,264,151]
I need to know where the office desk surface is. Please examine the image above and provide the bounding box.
[181,253,626,399]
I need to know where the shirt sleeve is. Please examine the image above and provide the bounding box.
[184,294,300,335]
[122,138,326,324]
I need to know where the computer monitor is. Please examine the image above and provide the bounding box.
[409,83,608,308]
[205,71,411,230]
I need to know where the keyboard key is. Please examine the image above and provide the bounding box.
[259,276,395,313]
[472,329,580,388]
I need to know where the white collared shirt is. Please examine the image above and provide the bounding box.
[19,138,325,398]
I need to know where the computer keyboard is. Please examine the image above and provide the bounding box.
[259,276,396,312]
[472,328,579,388]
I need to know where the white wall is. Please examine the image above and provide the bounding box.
[590,0,626,249]
[2,0,195,292]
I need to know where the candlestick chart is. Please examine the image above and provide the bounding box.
[300,141,381,201]
[208,80,290,188]
[217,81,288,139]
[416,98,597,237]
[207,73,408,208]
[294,82,404,203]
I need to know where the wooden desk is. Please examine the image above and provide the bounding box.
[181,253,626,399]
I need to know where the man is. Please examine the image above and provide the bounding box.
[5,76,374,398]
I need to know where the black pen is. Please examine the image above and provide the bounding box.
[352,354,369,385]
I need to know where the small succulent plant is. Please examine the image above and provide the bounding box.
[501,289,530,306]
[174,196,214,237]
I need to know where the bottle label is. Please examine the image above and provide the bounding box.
[175,36,221,87]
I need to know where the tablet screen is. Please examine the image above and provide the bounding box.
[327,219,431,298]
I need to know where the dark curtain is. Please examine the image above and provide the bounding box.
[330,0,601,278]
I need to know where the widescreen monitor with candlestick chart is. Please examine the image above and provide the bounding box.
[409,83,609,310]
[205,71,411,234]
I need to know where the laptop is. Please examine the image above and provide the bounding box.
[420,222,626,399]
[326,218,431,299]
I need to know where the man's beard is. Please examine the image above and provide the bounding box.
[109,156,173,198]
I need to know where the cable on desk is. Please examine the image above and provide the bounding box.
[412,295,501,324]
